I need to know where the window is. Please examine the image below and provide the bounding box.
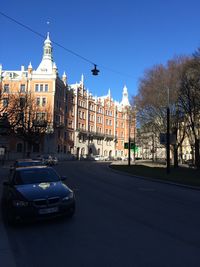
[35,84,47,92]
[3,98,8,107]
[42,97,46,106]
[35,84,39,92]
[20,84,26,92]
[109,120,112,126]
[36,112,46,121]
[109,130,112,135]
[3,84,9,93]
[36,98,40,106]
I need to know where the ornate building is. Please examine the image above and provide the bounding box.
[67,81,135,159]
[0,33,135,160]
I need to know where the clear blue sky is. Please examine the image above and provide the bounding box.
[1,0,200,102]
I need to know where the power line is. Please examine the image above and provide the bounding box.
[0,11,95,66]
[0,11,133,78]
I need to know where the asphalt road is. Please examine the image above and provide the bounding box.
[1,161,200,267]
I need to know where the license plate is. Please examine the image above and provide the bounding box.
[39,207,58,215]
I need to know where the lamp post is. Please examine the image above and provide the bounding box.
[128,108,131,166]
[166,88,170,174]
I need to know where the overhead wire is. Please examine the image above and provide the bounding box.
[0,11,133,78]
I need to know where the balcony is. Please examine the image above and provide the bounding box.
[76,129,115,140]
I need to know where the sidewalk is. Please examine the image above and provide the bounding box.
[0,167,16,267]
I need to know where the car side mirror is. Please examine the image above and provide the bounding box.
[61,176,67,181]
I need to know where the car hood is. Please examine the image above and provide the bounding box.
[15,181,71,201]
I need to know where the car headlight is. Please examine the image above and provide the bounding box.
[62,192,74,202]
[13,200,29,207]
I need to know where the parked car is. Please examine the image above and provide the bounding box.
[2,166,75,224]
[40,155,58,166]
[51,156,58,165]
[10,159,45,172]
[94,155,104,161]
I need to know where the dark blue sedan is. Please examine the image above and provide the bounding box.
[2,166,75,224]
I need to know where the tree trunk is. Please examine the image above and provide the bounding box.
[173,145,179,168]
[195,138,200,168]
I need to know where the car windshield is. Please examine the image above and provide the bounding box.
[13,168,60,185]
[16,161,44,167]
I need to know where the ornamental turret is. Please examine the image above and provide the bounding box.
[36,33,56,74]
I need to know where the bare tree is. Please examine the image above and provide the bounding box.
[8,92,53,157]
[179,57,200,168]
[134,56,189,167]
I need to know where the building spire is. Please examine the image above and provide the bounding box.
[43,32,53,61]
[121,85,130,106]
[108,88,111,98]
[36,32,56,73]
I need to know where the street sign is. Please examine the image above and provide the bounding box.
[124,143,137,150]
[160,133,176,145]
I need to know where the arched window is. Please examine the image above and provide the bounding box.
[16,143,23,153]
[81,148,85,155]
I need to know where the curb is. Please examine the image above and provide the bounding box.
[108,164,200,191]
